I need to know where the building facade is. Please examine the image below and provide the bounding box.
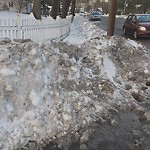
[0,0,32,13]
[0,0,14,11]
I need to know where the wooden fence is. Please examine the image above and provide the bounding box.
[0,15,72,42]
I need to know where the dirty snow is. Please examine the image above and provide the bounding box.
[0,13,150,150]
[103,53,116,83]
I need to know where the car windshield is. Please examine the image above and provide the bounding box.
[91,12,100,15]
[137,15,150,22]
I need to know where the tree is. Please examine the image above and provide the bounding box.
[61,0,72,18]
[11,0,33,13]
[142,0,150,13]
[33,0,41,19]
[117,0,150,14]
[12,0,25,13]
[51,0,60,19]
[71,0,76,16]
[94,0,102,9]
[60,0,77,19]
[32,0,76,19]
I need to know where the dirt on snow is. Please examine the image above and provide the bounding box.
[0,33,150,150]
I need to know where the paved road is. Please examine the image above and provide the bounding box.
[95,16,150,50]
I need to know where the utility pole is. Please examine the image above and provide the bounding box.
[107,0,117,36]
[124,0,127,15]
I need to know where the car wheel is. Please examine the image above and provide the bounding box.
[133,31,138,39]
[123,27,127,35]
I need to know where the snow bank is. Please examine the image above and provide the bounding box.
[0,14,150,150]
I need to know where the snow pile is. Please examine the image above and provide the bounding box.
[0,14,150,150]
[64,15,106,46]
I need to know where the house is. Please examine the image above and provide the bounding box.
[0,0,33,13]
[0,0,15,11]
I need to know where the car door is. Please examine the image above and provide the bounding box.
[128,15,137,35]
[124,15,132,33]
[125,15,137,35]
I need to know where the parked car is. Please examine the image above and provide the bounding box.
[146,11,150,14]
[89,11,101,21]
[123,14,150,39]
[80,11,85,16]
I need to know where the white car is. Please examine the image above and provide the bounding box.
[89,11,101,21]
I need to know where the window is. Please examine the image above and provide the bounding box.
[137,15,150,22]
[131,16,136,22]
[8,1,13,7]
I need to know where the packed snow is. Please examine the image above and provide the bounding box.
[0,12,150,150]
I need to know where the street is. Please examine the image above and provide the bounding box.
[95,15,150,49]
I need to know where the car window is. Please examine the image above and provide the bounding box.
[126,15,132,21]
[147,15,150,22]
[137,15,150,22]
[131,16,136,22]
[91,12,100,15]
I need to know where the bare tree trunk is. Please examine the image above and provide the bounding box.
[42,0,46,16]
[61,0,66,18]
[51,0,60,19]
[66,0,72,13]
[61,0,71,18]
[71,0,76,16]
[33,0,41,19]
[61,0,68,18]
